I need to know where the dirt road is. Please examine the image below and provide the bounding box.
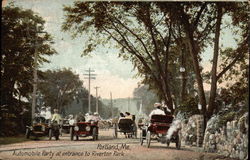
[0,129,237,160]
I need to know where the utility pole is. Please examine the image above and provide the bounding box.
[84,68,96,113]
[30,25,45,120]
[94,86,100,113]
[110,92,113,118]
[31,39,38,120]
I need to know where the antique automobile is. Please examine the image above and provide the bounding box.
[70,120,99,141]
[140,114,181,149]
[113,115,137,138]
[25,116,60,140]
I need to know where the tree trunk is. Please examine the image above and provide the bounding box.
[180,9,207,132]
[208,5,223,119]
[181,48,187,104]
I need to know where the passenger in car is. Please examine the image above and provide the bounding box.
[149,103,165,118]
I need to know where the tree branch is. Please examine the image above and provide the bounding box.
[193,3,207,30]
[216,52,245,80]
[113,17,155,63]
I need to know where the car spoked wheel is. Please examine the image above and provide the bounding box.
[146,131,151,148]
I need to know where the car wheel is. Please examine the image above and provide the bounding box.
[70,127,74,141]
[146,131,151,148]
[92,127,97,141]
[25,128,30,139]
[49,129,52,140]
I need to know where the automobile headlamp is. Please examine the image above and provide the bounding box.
[86,126,91,131]
[74,126,79,131]
[69,119,74,125]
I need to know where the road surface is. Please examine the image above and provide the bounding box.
[0,129,237,160]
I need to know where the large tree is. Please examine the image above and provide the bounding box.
[38,68,83,114]
[1,5,56,114]
[62,2,194,113]
[62,2,248,121]
[1,4,56,135]
[165,2,249,120]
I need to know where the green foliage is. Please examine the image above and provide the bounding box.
[216,84,248,128]
[63,2,209,111]
[1,4,56,136]
[62,2,248,119]
[174,96,200,118]
[219,81,248,106]
[38,68,83,114]
[1,5,56,104]
[217,111,236,128]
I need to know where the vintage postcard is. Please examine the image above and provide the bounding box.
[1,0,249,160]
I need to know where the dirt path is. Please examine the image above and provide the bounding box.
[0,130,237,160]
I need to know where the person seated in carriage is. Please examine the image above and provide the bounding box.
[149,103,165,119]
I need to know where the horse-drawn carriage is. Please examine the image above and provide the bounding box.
[139,114,181,149]
[113,115,137,138]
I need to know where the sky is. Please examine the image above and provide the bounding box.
[3,0,241,99]
[4,0,141,99]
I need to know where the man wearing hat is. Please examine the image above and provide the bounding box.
[93,112,101,122]
[149,102,165,118]
[51,109,62,124]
